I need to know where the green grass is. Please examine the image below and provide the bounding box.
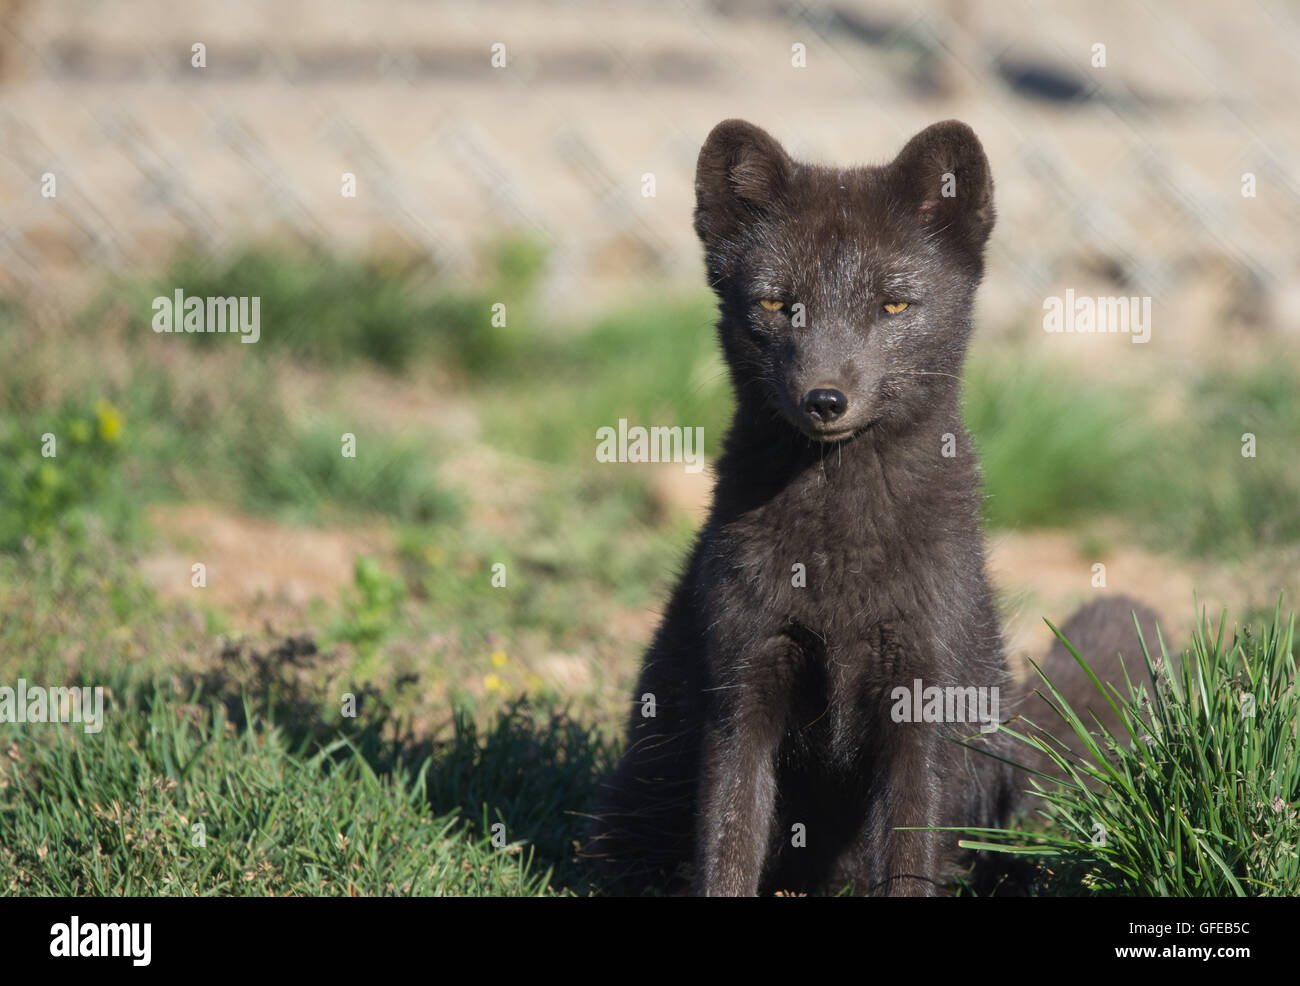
[0,395,136,551]
[960,599,1299,896]
[479,293,731,463]
[0,308,462,548]
[964,354,1300,554]
[963,358,1167,529]
[237,421,461,524]
[97,238,546,375]
[395,469,692,652]
[0,543,613,896]
[9,241,1300,558]
[1,242,1298,896]
[4,578,1294,895]
[0,673,601,895]
[1173,365,1300,554]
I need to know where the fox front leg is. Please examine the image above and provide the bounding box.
[866,727,948,896]
[695,710,784,896]
[694,635,796,896]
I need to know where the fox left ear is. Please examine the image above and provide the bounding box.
[889,120,995,258]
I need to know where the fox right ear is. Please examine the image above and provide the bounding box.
[694,120,793,248]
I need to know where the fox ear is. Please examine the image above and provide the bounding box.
[694,120,793,248]
[889,120,995,257]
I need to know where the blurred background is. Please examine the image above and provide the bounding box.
[1,0,1298,892]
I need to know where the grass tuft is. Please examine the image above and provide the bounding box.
[960,598,1299,896]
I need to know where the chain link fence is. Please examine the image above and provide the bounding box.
[0,0,1297,335]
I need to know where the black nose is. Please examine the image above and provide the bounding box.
[801,388,848,423]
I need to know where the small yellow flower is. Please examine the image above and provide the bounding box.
[483,673,503,693]
[94,399,123,444]
[490,650,507,668]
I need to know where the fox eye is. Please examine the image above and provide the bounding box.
[758,299,784,312]
[882,302,910,315]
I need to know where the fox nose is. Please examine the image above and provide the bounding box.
[801,388,848,424]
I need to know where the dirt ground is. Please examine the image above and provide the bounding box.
[140,457,1293,698]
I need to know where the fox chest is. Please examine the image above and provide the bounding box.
[724,501,939,637]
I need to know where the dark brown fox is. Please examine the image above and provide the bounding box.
[585,119,1159,896]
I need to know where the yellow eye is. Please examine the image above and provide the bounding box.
[759,299,784,311]
[883,302,909,314]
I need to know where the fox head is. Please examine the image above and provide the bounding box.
[694,120,995,443]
